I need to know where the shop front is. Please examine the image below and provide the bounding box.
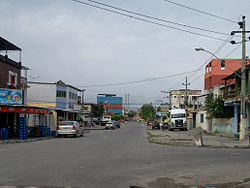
[0,105,56,140]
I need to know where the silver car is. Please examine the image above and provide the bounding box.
[105,121,115,130]
[57,121,84,137]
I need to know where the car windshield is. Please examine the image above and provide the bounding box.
[171,114,186,118]
[60,121,74,125]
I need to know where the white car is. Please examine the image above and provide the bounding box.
[57,121,84,137]
[105,121,115,130]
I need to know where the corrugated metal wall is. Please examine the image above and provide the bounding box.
[27,83,56,104]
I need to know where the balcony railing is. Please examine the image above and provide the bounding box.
[224,87,250,101]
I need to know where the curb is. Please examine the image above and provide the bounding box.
[148,139,250,149]
[0,137,55,145]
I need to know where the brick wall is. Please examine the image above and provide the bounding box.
[0,58,21,89]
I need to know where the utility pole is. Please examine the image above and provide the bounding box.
[161,90,171,109]
[128,93,130,112]
[231,16,250,141]
[182,77,190,109]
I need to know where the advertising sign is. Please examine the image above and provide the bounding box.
[156,111,168,117]
[0,88,22,104]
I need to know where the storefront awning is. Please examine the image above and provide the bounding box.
[0,105,51,114]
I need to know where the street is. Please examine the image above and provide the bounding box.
[1,122,250,188]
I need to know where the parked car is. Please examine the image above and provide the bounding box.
[57,121,84,137]
[105,121,115,130]
[152,122,160,130]
[113,121,120,128]
[161,122,169,130]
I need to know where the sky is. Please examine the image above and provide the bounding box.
[0,0,249,109]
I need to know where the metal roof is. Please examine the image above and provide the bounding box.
[0,37,21,51]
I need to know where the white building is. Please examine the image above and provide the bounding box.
[170,89,202,110]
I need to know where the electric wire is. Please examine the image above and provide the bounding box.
[77,69,201,88]
[162,0,237,23]
[73,0,232,37]
[166,35,234,91]
[71,0,228,42]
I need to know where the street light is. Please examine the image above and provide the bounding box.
[195,47,241,78]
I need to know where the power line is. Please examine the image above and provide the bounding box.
[75,45,240,89]
[77,69,202,88]
[189,35,234,80]
[71,0,228,42]
[189,52,242,84]
[161,0,237,23]
[74,0,232,37]
[166,35,234,90]
[167,41,240,90]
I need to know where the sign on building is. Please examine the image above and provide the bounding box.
[156,111,168,117]
[0,88,22,104]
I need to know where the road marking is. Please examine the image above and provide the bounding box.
[231,153,243,155]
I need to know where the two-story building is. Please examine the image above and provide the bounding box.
[27,80,84,124]
[223,61,250,135]
[170,89,201,110]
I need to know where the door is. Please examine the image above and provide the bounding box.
[193,113,196,128]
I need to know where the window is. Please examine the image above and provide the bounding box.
[200,114,204,123]
[206,66,209,73]
[221,60,225,70]
[8,71,18,88]
[209,62,212,72]
[56,90,66,98]
[171,114,186,118]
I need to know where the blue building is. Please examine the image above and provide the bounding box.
[97,94,123,115]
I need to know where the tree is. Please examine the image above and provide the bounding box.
[112,114,124,121]
[128,110,136,118]
[139,103,155,120]
[91,104,104,118]
[205,94,234,118]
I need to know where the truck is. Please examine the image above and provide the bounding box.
[101,115,112,126]
[169,109,187,131]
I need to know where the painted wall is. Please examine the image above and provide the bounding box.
[196,110,208,131]
[67,86,78,109]
[27,82,56,106]
[212,118,233,133]
[0,55,21,89]
[56,85,67,109]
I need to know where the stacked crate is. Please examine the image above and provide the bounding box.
[19,117,28,140]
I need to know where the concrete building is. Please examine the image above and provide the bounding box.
[97,94,123,115]
[170,89,201,110]
[193,59,250,133]
[223,63,250,134]
[159,103,170,111]
[27,81,84,123]
[204,59,243,91]
[0,37,54,139]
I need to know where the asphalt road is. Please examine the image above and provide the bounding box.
[1,122,250,188]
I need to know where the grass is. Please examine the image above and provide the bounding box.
[171,138,193,142]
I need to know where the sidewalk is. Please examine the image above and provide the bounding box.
[146,127,250,148]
